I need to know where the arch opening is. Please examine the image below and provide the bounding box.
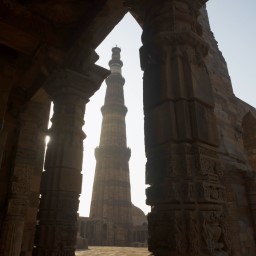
[77,13,149,251]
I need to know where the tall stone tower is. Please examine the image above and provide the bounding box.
[89,47,133,246]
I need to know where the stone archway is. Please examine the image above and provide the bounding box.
[41,1,231,255]
[0,1,232,256]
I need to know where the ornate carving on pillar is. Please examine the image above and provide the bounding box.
[0,101,40,256]
[0,172,32,256]
[0,62,16,213]
[246,175,256,242]
[34,60,109,256]
[137,1,231,255]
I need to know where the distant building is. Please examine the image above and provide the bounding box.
[77,47,148,248]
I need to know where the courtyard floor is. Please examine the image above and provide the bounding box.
[76,246,150,256]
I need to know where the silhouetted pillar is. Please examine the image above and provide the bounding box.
[0,62,23,256]
[139,1,231,255]
[0,99,49,256]
[34,65,108,256]
[0,62,15,193]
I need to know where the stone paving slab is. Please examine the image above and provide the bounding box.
[76,246,150,256]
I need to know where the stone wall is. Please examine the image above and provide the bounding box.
[200,6,256,255]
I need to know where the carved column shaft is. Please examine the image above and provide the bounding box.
[138,1,230,255]
[36,90,85,256]
[34,66,108,256]
[0,100,42,256]
[0,62,15,203]
[0,61,14,133]
[0,60,24,256]
[21,99,51,256]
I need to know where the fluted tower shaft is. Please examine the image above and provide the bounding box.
[90,47,132,246]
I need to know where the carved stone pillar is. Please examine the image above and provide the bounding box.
[0,99,44,256]
[0,61,14,133]
[137,1,231,255]
[34,65,108,256]
[20,99,51,256]
[0,63,15,221]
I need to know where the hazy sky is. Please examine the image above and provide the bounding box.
[78,1,256,216]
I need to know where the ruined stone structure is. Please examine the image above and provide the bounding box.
[0,1,255,256]
[77,47,147,247]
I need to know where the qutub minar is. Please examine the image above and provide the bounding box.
[77,47,148,248]
[90,46,132,227]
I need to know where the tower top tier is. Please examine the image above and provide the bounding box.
[108,46,123,73]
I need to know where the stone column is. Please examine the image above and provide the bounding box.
[34,66,108,256]
[0,63,15,217]
[0,61,24,256]
[0,99,45,256]
[20,99,51,256]
[138,1,231,255]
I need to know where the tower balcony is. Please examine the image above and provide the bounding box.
[106,73,125,86]
[101,104,128,115]
[95,146,131,161]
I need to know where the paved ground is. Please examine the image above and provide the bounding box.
[76,246,150,256]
